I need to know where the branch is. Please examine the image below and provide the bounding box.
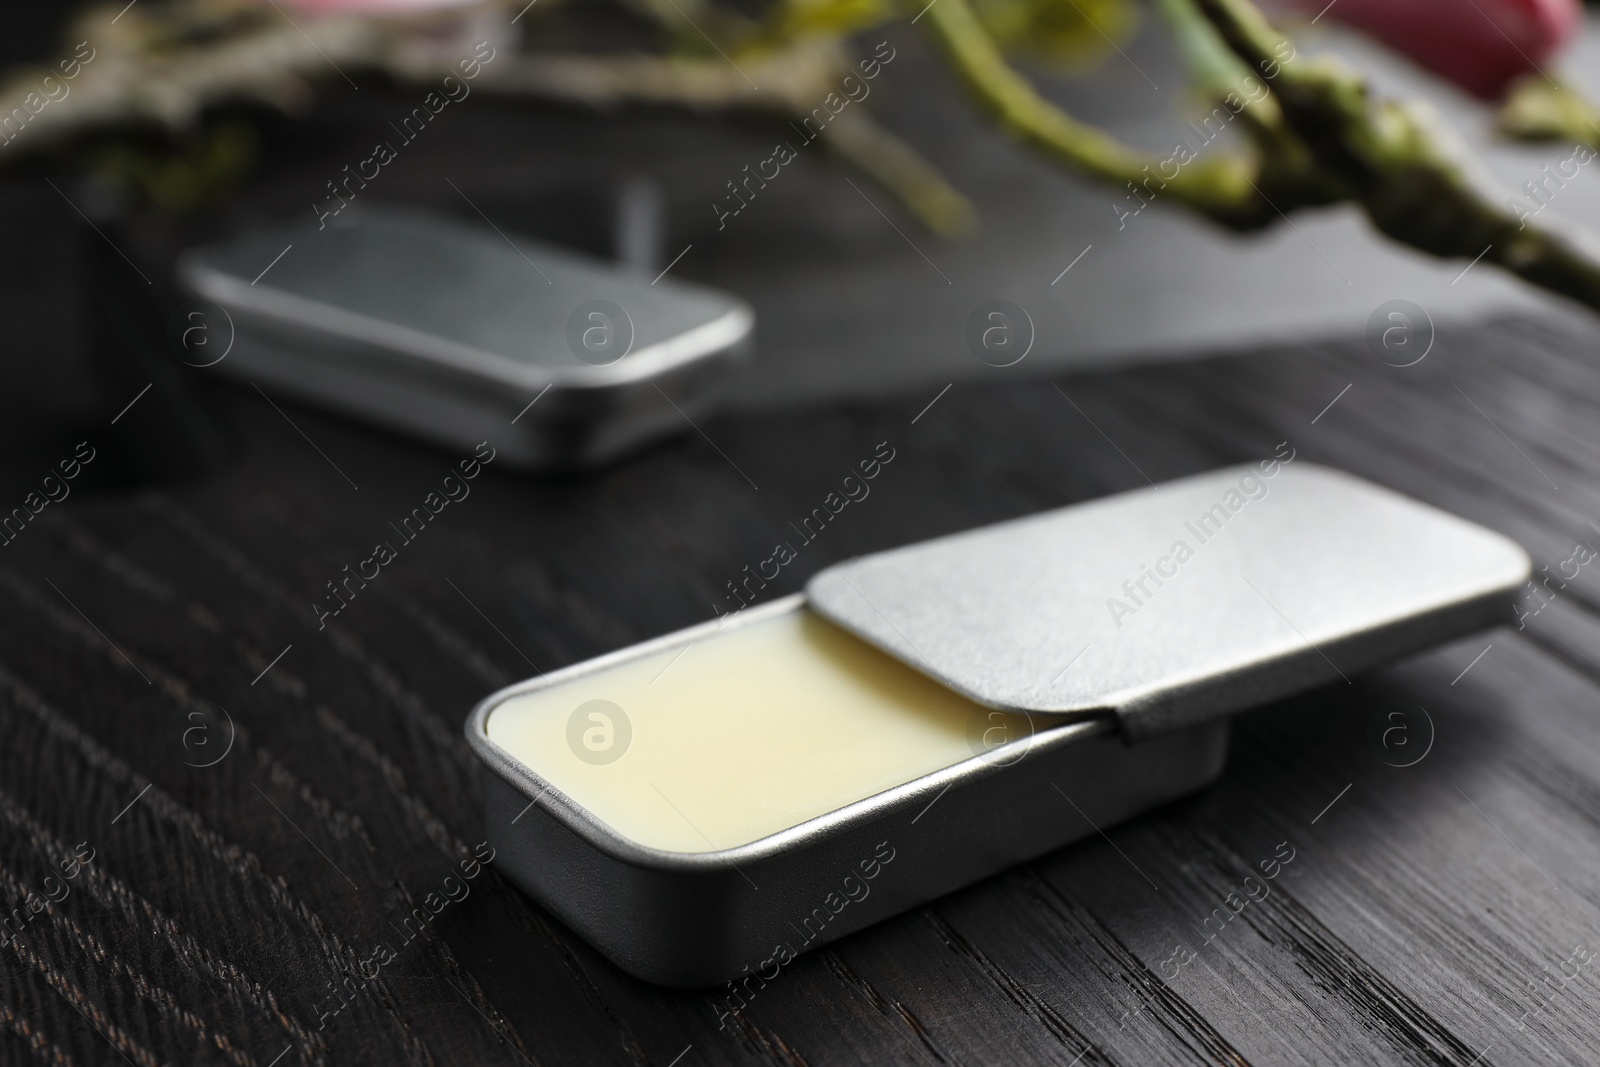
[912,0,1285,226]
[1188,0,1600,310]
[1152,0,1338,205]
[821,107,975,234]
[2,0,971,234]
[1498,76,1600,149]
[450,42,977,233]
[0,4,380,149]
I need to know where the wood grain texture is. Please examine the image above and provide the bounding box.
[4,310,1600,1066]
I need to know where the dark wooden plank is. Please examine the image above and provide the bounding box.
[9,305,1600,1065]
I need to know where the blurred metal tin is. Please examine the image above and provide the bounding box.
[466,594,1230,988]
[465,465,1528,987]
[809,463,1532,741]
[176,205,753,470]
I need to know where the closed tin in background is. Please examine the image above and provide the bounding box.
[466,465,1530,986]
[177,205,753,470]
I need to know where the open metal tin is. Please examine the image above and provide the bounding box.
[177,205,753,470]
[465,464,1530,987]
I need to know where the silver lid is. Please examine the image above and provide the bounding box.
[807,463,1529,740]
[178,205,753,393]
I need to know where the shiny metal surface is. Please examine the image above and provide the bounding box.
[466,595,1229,988]
[807,464,1531,740]
[178,205,753,469]
[466,465,1527,986]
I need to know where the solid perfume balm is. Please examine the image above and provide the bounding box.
[485,608,1030,853]
[468,465,1529,985]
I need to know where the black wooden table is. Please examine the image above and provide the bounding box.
[4,304,1600,1066]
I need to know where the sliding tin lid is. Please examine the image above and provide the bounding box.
[806,463,1530,741]
[179,205,754,391]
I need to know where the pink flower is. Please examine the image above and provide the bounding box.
[1277,0,1581,99]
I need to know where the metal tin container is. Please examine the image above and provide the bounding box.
[466,464,1530,987]
[177,205,753,470]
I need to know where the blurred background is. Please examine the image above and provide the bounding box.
[6,0,1600,491]
[10,4,1600,1062]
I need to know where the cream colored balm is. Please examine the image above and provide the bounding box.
[484,606,1021,854]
